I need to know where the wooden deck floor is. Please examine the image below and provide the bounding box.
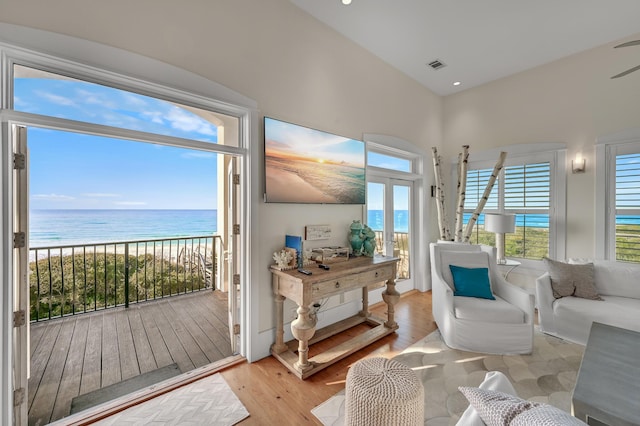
[28,290,232,426]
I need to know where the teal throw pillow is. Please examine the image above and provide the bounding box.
[449,265,495,300]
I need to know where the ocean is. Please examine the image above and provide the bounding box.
[30,209,217,248]
[30,209,640,248]
[367,211,555,233]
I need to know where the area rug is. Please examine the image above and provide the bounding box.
[94,373,249,425]
[312,329,584,425]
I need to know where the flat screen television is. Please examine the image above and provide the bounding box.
[264,117,365,204]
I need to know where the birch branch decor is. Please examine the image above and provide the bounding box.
[431,145,508,242]
[431,147,450,241]
[463,151,507,242]
[454,145,469,242]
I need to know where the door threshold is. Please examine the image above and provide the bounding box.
[48,355,246,426]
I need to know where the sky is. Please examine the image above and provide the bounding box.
[15,75,220,210]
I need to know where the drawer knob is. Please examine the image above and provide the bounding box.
[335,282,340,288]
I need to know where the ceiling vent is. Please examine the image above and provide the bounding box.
[427,59,446,70]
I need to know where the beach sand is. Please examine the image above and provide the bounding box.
[266,166,337,203]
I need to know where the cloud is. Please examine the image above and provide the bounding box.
[82,193,120,198]
[166,107,217,136]
[75,89,118,109]
[32,193,75,201]
[114,201,147,206]
[181,152,216,159]
[35,90,76,106]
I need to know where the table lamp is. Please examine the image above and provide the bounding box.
[484,213,516,264]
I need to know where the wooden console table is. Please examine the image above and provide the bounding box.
[270,255,400,379]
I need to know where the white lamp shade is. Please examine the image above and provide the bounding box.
[484,213,516,234]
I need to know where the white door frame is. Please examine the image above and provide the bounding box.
[364,134,431,293]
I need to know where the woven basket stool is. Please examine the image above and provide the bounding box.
[345,357,424,426]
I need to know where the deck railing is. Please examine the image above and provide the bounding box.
[29,235,223,322]
[373,231,410,279]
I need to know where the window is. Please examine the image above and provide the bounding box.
[596,134,640,262]
[13,64,239,146]
[615,152,640,261]
[461,146,565,261]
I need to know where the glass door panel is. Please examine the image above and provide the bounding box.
[393,184,411,279]
[367,182,385,255]
[367,179,412,282]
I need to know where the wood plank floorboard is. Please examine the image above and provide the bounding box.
[50,317,89,421]
[127,308,158,375]
[79,315,102,396]
[28,321,62,410]
[149,300,197,373]
[28,290,231,426]
[101,313,122,388]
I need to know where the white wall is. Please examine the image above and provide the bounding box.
[443,32,640,285]
[0,0,442,361]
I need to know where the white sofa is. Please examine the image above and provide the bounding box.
[536,260,640,345]
[430,243,535,354]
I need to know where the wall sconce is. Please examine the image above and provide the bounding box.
[572,154,586,174]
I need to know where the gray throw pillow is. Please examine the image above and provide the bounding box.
[543,258,603,300]
[459,386,588,426]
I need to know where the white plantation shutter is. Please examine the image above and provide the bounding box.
[464,168,499,211]
[463,168,499,244]
[464,162,550,259]
[503,163,550,258]
[615,153,640,261]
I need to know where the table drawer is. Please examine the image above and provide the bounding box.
[312,275,361,299]
[364,265,394,283]
[311,265,393,299]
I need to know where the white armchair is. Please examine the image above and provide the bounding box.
[430,243,535,354]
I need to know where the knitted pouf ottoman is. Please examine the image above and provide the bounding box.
[345,357,424,426]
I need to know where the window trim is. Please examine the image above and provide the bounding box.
[452,143,566,266]
[595,128,640,260]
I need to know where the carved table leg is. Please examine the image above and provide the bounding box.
[272,294,288,353]
[291,304,317,372]
[382,277,400,329]
[360,286,370,318]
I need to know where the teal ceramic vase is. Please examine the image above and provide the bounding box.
[349,220,364,255]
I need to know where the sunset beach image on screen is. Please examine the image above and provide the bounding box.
[264,117,365,204]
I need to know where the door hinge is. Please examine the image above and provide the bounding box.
[233,324,240,335]
[13,153,26,170]
[233,224,240,235]
[13,232,26,249]
[233,173,240,185]
[233,274,240,285]
[13,310,26,327]
[13,388,25,406]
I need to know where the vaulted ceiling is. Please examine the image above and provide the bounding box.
[290,0,640,96]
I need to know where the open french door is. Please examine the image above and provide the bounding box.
[226,156,240,353]
[12,125,29,425]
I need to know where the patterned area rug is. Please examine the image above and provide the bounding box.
[312,329,584,425]
[95,373,249,425]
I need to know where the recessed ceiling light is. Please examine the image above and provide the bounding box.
[342,0,352,4]
[453,81,461,86]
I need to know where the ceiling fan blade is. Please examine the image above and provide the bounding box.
[614,40,640,48]
[611,64,640,79]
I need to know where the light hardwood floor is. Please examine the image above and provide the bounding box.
[222,289,436,425]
